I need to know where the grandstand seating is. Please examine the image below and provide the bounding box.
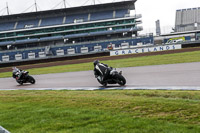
[40,36,63,42]
[90,11,113,21]
[0,22,15,31]
[16,19,39,29]
[0,41,13,46]
[40,16,64,27]
[15,39,38,45]
[0,10,128,33]
[0,27,139,47]
[64,33,88,39]
[0,1,145,63]
[65,14,88,24]
[115,9,128,18]
[0,36,153,62]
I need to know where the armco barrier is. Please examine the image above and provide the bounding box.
[1,41,200,69]
[182,41,200,48]
[0,51,109,68]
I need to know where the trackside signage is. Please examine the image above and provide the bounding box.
[110,44,182,56]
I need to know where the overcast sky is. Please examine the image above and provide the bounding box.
[0,0,200,34]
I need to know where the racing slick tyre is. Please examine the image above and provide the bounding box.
[17,81,23,85]
[115,74,126,86]
[97,77,107,87]
[28,76,36,84]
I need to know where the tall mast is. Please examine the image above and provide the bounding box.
[35,0,38,12]
[6,2,9,15]
[63,0,67,8]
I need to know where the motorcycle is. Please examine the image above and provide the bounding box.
[13,70,36,85]
[96,68,126,87]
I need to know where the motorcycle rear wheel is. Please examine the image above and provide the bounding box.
[97,77,107,87]
[17,81,23,85]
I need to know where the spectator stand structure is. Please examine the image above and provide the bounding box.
[0,0,153,63]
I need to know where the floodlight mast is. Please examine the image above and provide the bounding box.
[35,0,38,12]
[6,2,9,15]
[64,0,67,8]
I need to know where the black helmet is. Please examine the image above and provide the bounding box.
[93,60,99,66]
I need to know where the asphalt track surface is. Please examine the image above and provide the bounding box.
[0,62,200,90]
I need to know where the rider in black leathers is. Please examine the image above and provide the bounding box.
[12,67,27,82]
[93,60,112,83]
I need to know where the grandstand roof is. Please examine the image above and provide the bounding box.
[0,0,136,22]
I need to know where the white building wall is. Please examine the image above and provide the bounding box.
[175,7,200,32]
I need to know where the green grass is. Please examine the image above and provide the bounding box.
[1,50,200,78]
[0,90,200,133]
[1,50,200,133]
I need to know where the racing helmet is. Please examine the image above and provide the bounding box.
[93,60,100,66]
[12,67,18,72]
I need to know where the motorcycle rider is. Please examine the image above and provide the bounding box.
[12,67,27,82]
[12,67,35,85]
[93,60,112,84]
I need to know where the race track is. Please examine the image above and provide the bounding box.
[0,62,200,90]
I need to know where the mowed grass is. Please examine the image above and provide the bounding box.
[1,50,200,78]
[0,90,200,133]
[0,50,200,132]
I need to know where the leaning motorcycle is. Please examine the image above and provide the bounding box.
[13,71,36,85]
[96,68,126,87]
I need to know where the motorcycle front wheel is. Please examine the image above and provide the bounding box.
[28,76,36,84]
[115,74,126,86]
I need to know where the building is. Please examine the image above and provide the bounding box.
[175,7,200,32]
[0,0,153,62]
[155,20,161,36]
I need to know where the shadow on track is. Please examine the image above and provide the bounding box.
[16,83,35,87]
[98,85,127,90]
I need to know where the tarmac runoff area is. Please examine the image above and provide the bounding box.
[0,62,200,91]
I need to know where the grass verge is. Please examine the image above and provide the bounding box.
[1,50,200,78]
[0,90,200,133]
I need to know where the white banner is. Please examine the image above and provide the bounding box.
[2,55,9,62]
[94,46,102,52]
[121,42,129,49]
[56,49,64,56]
[67,48,75,55]
[28,53,36,59]
[81,47,88,53]
[110,44,182,56]
[39,52,46,58]
[15,54,22,60]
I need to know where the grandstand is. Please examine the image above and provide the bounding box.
[0,0,153,62]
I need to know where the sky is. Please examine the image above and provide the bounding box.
[136,0,200,34]
[0,0,200,34]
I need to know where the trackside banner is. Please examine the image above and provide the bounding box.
[110,44,182,56]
